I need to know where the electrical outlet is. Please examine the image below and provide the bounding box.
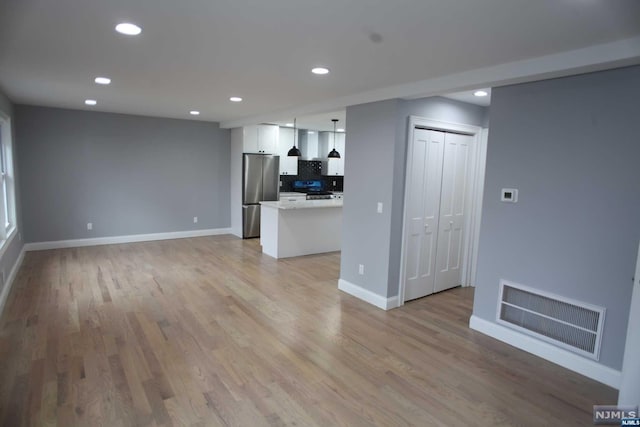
[377,202,383,213]
[193,216,198,224]
[333,180,336,186]
[358,264,364,275]
[87,222,93,231]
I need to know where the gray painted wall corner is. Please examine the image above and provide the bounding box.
[341,99,400,297]
[230,128,243,238]
[473,65,640,370]
[16,105,231,243]
[342,97,488,300]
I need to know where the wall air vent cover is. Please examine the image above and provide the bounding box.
[497,280,605,360]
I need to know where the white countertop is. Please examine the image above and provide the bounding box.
[261,199,343,210]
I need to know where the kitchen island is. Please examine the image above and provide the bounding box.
[259,199,342,259]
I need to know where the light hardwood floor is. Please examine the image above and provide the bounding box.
[0,236,616,426]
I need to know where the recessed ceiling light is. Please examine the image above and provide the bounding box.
[337,128,345,132]
[311,67,330,75]
[94,77,111,85]
[473,90,488,97]
[229,97,243,102]
[115,23,142,36]
[190,111,200,116]
[85,99,97,106]
[308,131,315,134]
[285,123,294,127]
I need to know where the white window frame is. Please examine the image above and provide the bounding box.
[0,110,16,253]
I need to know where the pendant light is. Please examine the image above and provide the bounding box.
[287,118,302,157]
[327,118,341,159]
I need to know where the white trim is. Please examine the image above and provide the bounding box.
[469,315,621,389]
[0,227,17,259]
[220,35,640,129]
[469,128,488,287]
[0,246,25,316]
[398,117,484,306]
[24,228,232,251]
[338,279,399,310]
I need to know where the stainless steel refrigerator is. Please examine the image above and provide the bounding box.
[242,154,280,238]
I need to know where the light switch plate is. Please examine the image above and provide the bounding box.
[377,202,383,213]
[501,188,518,203]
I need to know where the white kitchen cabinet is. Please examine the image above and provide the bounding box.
[243,124,278,154]
[324,158,344,176]
[320,132,345,176]
[276,127,298,175]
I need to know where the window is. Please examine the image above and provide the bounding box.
[0,112,16,244]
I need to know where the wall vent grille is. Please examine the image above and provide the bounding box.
[497,280,605,360]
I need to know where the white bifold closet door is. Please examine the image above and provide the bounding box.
[404,129,472,301]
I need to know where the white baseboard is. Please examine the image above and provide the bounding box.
[469,315,621,389]
[0,246,25,316]
[338,279,399,310]
[230,226,243,239]
[24,228,233,251]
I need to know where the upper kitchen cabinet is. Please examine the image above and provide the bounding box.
[319,132,345,176]
[243,124,279,154]
[277,127,298,175]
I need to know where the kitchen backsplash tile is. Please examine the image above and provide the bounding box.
[297,160,322,178]
[280,160,343,192]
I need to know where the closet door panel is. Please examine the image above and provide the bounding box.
[434,133,472,293]
[404,129,444,301]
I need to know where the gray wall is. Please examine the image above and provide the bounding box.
[473,65,640,370]
[0,89,12,114]
[0,89,24,305]
[230,128,243,237]
[16,106,230,242]
[341,99,400,297]
[341,97,487,298]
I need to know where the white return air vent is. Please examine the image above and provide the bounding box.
[497,280,605,360]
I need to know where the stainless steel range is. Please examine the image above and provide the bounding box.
[306,192,333,200]
[292,179,334,200]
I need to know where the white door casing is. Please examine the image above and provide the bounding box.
[399,116,484,305]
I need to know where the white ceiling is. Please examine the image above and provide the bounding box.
[270,111,347,132]
[442,88,491,107]
[1,0,639,127]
